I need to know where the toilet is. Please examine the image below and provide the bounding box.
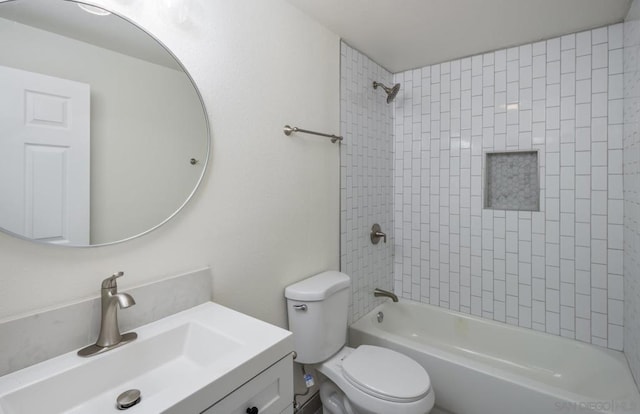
[285,271,435,414]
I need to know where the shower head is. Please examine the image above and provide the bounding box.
[373,81,401,103]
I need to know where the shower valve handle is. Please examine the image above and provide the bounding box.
[370,224,387,244]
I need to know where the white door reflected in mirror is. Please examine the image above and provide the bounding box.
[0,65,90,245]
[0,0,210,247]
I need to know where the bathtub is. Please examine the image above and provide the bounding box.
[349,300,640,414]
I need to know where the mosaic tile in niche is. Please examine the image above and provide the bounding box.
[485,151,539,211]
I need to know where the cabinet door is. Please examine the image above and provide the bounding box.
[202,355,293,414]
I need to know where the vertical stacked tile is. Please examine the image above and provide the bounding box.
[545,36,562,336]
[481,54,496,321]
[340,42,394,323]
[517,44,533,330]
[493,49,509,323]
[450,60,462,311]
[531,41,548,334]
[559,34,576,340]
[573,30,593,344]
[624,0,640,385]
[392,25,624,350]
[470,55,483,317]
[459,59,472,314]
[607,24,625,351]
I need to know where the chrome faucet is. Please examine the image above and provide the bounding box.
[373,288,398,302]
[78,272,137,357]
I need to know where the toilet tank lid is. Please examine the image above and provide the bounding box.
[285,271,350,301]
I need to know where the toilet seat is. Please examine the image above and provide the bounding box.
[342,345,431,403]
[316,346,435,414]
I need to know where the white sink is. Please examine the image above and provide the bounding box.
[0,302,293,414]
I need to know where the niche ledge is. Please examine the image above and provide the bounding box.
[485,150,539,211]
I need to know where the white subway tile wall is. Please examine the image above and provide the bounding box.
[340,42,394,323]
[624,0,640,385]
[392,25,624,349]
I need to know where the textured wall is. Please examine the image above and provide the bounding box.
[624,0,640,386]
[393,25,624,349]
[340,42,394,323]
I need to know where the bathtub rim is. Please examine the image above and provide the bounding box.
[349,299,640,410]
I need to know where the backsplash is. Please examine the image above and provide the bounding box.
[0,268,212,376]
[340,42,394,323]
[392,25,624,349]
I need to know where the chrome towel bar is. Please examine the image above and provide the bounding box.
[283,125,343,144]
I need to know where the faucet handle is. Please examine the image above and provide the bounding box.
[101,271,125,289]
[370,224,387,244]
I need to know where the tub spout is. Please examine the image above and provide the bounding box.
[374,288,398,302]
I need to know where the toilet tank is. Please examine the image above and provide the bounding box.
[285,271,351,364]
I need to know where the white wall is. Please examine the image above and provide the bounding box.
[0,0,340,333]
[624,0,640,386]
[0,17,207,245]
[392,25,625,350]
[340,42,394,322]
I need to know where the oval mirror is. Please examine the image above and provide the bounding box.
[0,0,210,247]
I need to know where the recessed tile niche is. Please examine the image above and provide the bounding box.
[485,151,539,211]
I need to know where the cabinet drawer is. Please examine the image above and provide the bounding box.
[202,355,293,414]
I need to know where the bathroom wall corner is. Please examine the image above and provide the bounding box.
[624,0,640,389]
[340,42,395,323]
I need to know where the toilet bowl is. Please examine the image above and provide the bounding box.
[315,346,435,414]
[285,271,435,414]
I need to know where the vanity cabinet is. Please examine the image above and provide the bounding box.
[202,354,294,414]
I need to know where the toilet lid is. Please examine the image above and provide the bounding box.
[342,345,431,403]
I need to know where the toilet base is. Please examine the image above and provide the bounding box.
[318,377,434,414]
[320,380,357,414]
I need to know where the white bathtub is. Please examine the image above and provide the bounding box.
[349,300,640,414]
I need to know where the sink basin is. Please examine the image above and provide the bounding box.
[0,302,293,414]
